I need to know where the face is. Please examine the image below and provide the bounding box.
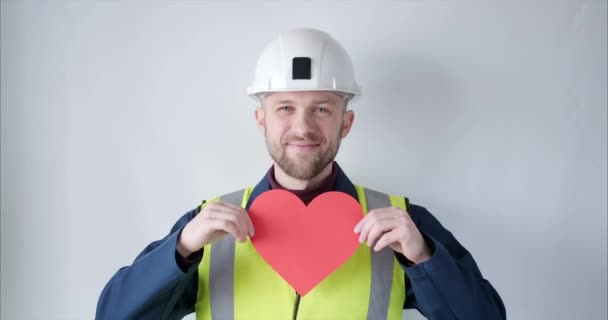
[255,91,355,180]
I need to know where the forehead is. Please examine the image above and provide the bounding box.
[264,91,344,106]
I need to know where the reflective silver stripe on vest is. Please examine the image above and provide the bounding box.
[208,189,244,320]
[364,188,396,320]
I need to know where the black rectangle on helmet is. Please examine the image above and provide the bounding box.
[292,57,312,80]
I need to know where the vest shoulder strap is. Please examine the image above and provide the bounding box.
[198,187,253,212]
[354,185,410,213]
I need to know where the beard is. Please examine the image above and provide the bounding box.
[266,129,342,180]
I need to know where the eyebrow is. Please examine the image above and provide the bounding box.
[274,99,333,105]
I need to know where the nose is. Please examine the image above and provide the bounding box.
[291,110,317,136]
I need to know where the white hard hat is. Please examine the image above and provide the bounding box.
[247,28,361,104]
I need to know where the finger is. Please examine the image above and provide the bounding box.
[205,208,242,229]
[354,215,367,235]
[366,219,396,248]
[356,208,397,233]
[206,218,245,242]
[354,215,367,233]
[244,213,255,237]
[359,214,396,244]
[214,202,254,236]
[223,205,251,237]
[357,211,383,242]
[220,202,255,236]
[373,229,401,252]
[206,210,248,240]
[357,216,372,243]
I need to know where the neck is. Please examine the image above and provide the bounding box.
[273,162,333,191]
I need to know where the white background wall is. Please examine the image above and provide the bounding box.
[1,1,606,319]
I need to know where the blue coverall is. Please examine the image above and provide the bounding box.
[96,164,506,319]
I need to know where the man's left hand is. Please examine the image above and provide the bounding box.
[354,207,432,265]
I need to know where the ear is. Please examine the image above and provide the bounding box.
[340,110,355,138]
[255,107,265,135]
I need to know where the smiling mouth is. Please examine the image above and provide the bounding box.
[287,143,320,150]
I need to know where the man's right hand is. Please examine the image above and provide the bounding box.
[176,201,255,258]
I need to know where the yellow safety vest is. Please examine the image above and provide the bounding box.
[195,185,408,320]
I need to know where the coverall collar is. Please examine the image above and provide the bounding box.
[245,162,359,209]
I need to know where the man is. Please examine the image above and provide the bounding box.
[96,28,506,319]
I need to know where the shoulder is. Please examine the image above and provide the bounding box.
[405,201,448,235]
[406,202,471,257]
[406,203,438,227]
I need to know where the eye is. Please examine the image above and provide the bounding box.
[276,106,294,112]
[314,107,329,113]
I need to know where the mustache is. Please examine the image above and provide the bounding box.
[282,132,323,144]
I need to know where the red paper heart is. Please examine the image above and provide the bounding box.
[248,190,363,296]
